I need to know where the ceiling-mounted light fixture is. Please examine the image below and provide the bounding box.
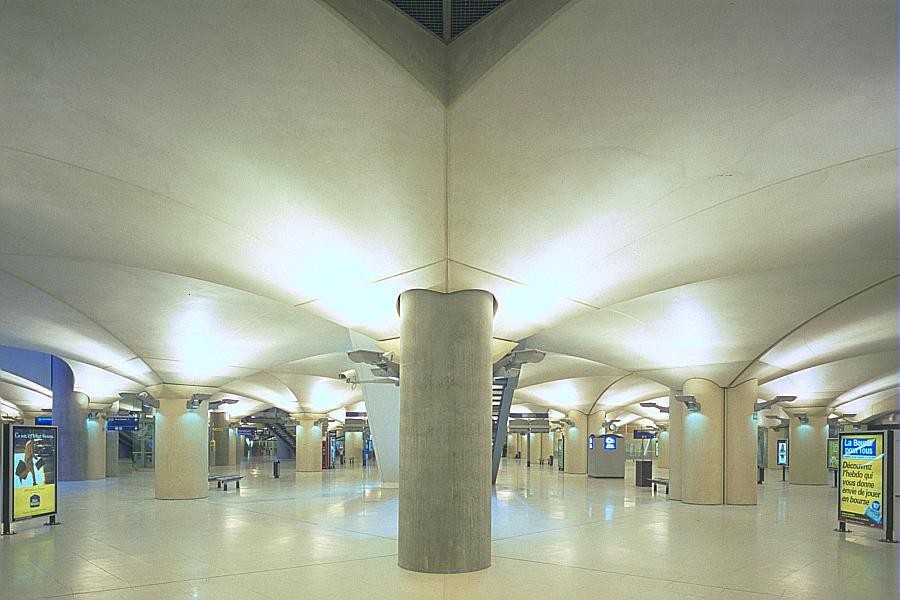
[674,394,700,412]
[186,393,212,410]
[210,398,239,410]
[639,401,670,414]
[796,413,809,425]
[754,395,797,412]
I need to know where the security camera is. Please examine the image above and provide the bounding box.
[338,369,359,385]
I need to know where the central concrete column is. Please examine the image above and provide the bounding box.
[345,431,363,466]
[398,288,494,574]
[564,411,587,474]
[725,379,758,505]
[85,416,107,480]
[682,379,725,504]
[296,416,323,472]
[657,430,670,469]
[787,409,829,485]
[51,357,89,481]
[669,391,684,500]
[106,430,119,477]
[210,411,229,467]
[156,398,209,500]
[227,426,237,465]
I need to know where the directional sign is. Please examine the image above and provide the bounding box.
[106,416,139,431]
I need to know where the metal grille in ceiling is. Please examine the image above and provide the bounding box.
[451,0,505,38]
[386,0,506,42]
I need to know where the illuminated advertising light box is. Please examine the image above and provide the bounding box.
[838,431,888,529]
[776,439,789,466]
[827,438,840,470]
[3,424,58,522]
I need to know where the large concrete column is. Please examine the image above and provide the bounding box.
[227,427,237,465]
[668,391,684,500]
[155,398,209,500]
[657,430,670,469]
[681,379,725,505]
[345,431,363,465]
[296,416,323,472]
[210,411,229,467]
[398,289,494,574]
[85,417,107,480]
[51,357,89,481]
[106,431,119,477]
[788,409,829,485]
[564,411,587,475]
[725,379,758,505]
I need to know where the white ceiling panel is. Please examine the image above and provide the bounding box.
[1,1,445,304]
[759,351,898,407]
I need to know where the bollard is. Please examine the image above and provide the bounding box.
[273,460,280,479]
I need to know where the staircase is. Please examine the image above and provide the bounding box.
[267,422,296,455]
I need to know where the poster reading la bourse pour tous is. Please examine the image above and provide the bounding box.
[6,425,58,521]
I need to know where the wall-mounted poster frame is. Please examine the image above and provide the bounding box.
[776,439,789,466]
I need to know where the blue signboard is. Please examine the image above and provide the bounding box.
[603,436,617,450]
[841,436,876,459]
[633,430,656,439]
[34,416,52,425]
[588,434,594,450]
[106,416,139,431]
[237,427,257,437]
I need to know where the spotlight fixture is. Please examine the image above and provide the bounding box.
[119,391,159,409]
[674,394,701,412]
[186,393,212,410]
[754,395,797,412]
[209,398,239,410]
[639,401,670,414]
[796,413,809,425]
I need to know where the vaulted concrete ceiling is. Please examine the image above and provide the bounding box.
[0,0,895,423]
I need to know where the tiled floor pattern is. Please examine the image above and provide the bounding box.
[0,459,896,599]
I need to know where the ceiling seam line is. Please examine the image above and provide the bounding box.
[726,273,899,389]
[583,147,899,270]
[291,259,447,307]
[446,258,605,309]
[587,374,632,415]
[0,254,314,308]
[1,145,273,248]
[0,266,162,387]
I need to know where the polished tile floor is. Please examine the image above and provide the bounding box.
[1,459,896,599]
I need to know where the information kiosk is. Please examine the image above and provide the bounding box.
[588,433,625,478]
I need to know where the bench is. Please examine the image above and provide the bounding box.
[649,477,669,494]
[208,475,243,491]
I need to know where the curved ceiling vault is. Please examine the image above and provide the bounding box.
[0,0,895,425]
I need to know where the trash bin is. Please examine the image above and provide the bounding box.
[273,460,281,479]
